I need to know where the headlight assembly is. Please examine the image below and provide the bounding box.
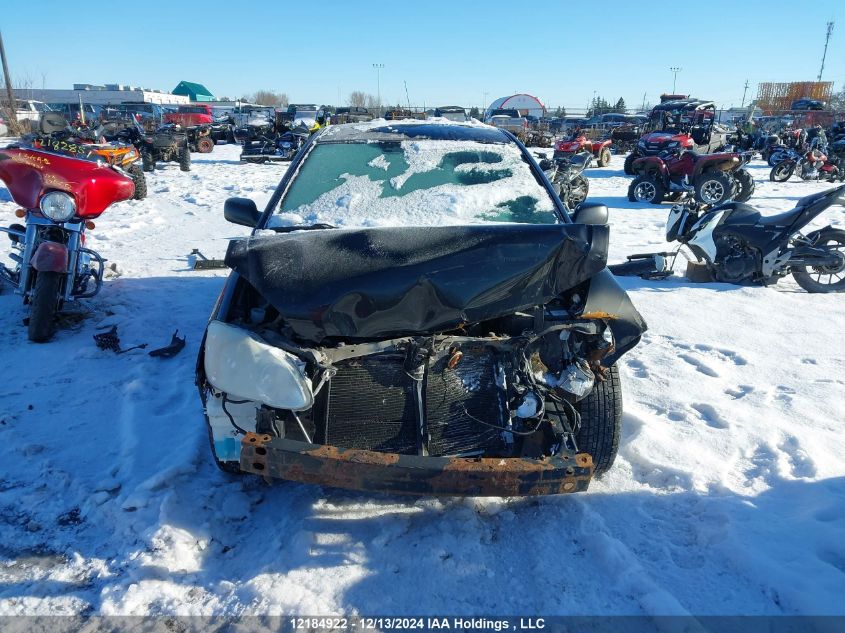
[39,191,76,222]
[203,320,313,411]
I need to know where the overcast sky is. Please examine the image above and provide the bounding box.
[4,0,843,111]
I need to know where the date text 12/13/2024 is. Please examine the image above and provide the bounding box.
[288,618,547,631]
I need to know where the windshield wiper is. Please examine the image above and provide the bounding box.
[267,223,336,233]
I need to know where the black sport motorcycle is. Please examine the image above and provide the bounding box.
[539,151,591,208]
[665,184,845,292]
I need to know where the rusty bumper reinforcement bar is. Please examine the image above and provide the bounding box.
[240,433,594,496]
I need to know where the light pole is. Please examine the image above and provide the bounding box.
[373,63,384,117]
[669,66,682,94]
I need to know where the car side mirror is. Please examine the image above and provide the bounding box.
[224,197,261,227]
[571,202,609,225]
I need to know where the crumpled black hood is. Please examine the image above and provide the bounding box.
[225,224,609,342]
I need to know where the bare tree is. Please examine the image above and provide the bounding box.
[251,90,289,107]
[0,30,23,135]
[348,91,379,110]
[829,88,845,111]
[348,91,367,107]
[252,90,274,105]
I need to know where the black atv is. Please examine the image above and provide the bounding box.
[141,124,191,172]
[102,120,191,173]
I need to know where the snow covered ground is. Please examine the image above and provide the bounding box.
[1,143,844,616]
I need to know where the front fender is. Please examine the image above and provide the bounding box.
[30,241,68,273]
[693,156,740,179]
[579,269,647,365]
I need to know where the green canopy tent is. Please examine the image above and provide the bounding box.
[172,81,214,102]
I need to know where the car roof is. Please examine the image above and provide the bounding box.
[317,120,511,143]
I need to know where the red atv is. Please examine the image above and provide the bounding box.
[553,132,612,167]
[627,148,754,206]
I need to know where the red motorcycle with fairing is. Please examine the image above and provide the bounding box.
[0,116,134,341]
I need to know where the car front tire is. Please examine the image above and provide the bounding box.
[574,364,623,476]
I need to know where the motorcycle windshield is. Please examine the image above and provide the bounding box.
[224,223,609,342]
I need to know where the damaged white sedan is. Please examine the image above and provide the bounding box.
[196,120,647,496]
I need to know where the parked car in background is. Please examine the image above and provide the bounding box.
[790,98,825,111]
[486,108,528,133]
[598,113,629,128]
[434,106,467,122]
[561,117,590,133]
[331,107,373,124]
[280,104,324,128]
[164,104,214,127]
[231,105,276,129]
[198,119,646,496]
[384,108,425,121]
[599,113,647,129]
[14,100,53,123]
[544,117,565,134]
[48,102,103,124]
[101,102,166,130]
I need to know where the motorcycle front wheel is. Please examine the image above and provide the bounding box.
[770,162,795,182]
[28,271,63,342]
[792,229,845,293]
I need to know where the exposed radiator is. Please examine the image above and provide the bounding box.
[324,353,419,454]
[425,349,505,456]
[321,348,506,456]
